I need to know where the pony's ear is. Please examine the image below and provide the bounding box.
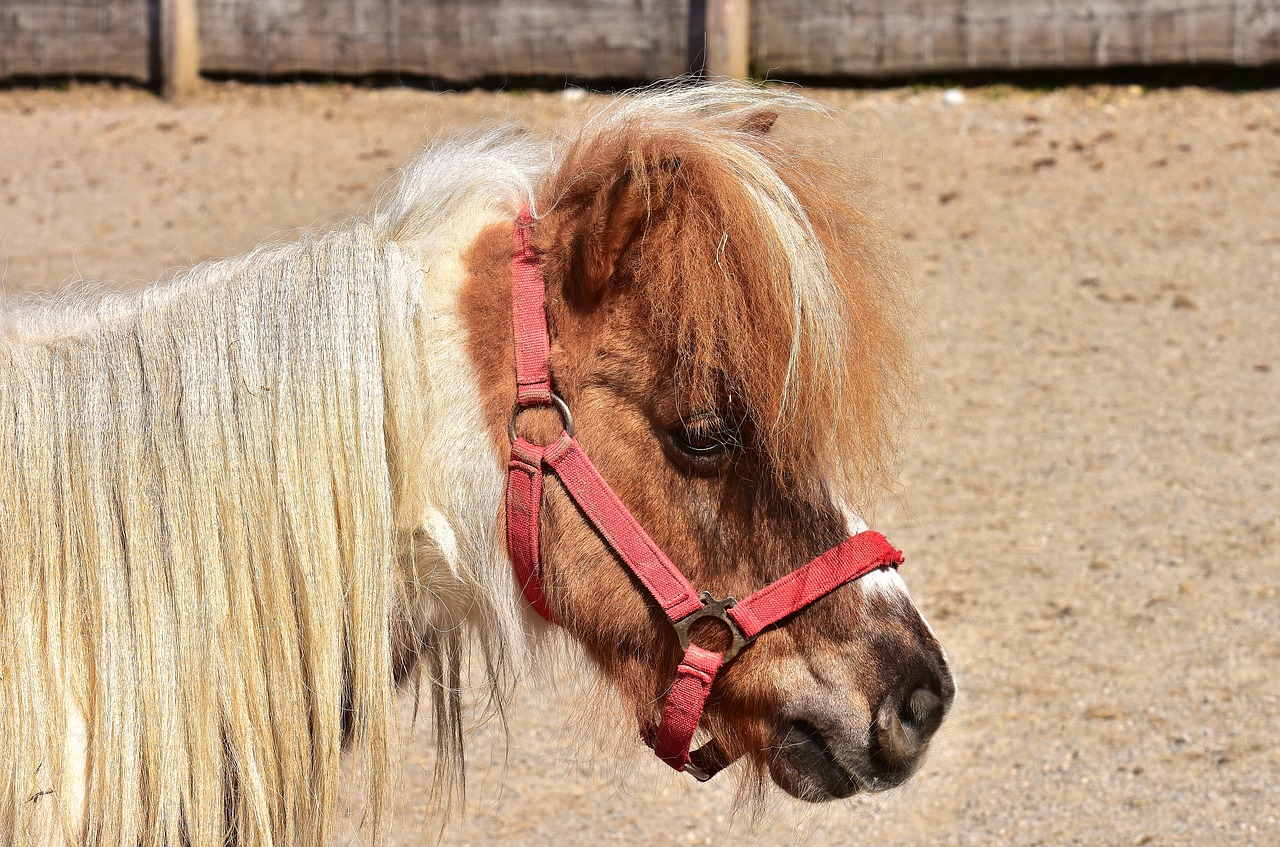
[563,155,682,305]
[738,110,778,135]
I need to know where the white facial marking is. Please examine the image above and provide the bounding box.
[860,566,912,604]
[839,503,913,608]
[841,505,870,535]
[836,500,948,669]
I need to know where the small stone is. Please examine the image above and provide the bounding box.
[1085,704,1124,721]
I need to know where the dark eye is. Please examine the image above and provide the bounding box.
[669,415,735,459]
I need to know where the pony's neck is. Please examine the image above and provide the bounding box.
[388,201,535,686]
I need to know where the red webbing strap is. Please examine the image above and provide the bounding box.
[507,209,555,621]
[728,530,903,639]
[652,645,723,770]
[511,208,554,407]
[542,434,706,622]
[508,438,555,622]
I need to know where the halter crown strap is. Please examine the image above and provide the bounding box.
[505,208,555,622]
[510,208,554,407]
[503,208,904,780]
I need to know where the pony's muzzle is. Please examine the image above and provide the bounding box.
[771,649,954,800]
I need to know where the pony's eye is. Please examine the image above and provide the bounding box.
[669,416,735,459]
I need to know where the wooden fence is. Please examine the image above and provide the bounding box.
[3,0,1278,96]
[756,1,1280,76]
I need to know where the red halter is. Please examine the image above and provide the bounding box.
[504,208,904,780]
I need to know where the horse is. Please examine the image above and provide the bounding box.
[0,82,954,846]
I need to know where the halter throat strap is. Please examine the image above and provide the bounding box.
[503,208,904,780]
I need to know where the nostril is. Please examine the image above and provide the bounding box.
[873,687,946,772]
[901,688,945,738]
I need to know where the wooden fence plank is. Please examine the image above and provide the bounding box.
[196,0,692,80]
[752,0,1280,77]
[1,1,1276,84]
[0,0,151,79]
[707,0,749,77]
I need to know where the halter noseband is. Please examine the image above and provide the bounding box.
[504,208,904,780]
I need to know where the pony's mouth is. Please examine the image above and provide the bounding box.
[770,719,863,800]
[769,715,927,802]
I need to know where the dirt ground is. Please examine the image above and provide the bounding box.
[1,79,1277,847]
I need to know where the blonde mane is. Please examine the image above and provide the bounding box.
[0,82,911,846]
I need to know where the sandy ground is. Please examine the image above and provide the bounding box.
[1,80,1277,846]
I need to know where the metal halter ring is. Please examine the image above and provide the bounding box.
[508,392,575,443]
[671,591,753,664]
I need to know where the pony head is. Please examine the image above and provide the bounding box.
[460,86,954,801]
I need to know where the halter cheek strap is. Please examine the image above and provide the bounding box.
[504,208,904,780]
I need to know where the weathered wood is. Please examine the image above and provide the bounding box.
[0,0,151,79]
[159,0,199,97]
[753,0,1280,77]
[2,1,1276,84]
[706,0,749,77]
[196,0,693,80]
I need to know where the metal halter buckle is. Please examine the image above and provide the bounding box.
[671,591,753,664]
[682,760,715,782]
[508,392,574,443]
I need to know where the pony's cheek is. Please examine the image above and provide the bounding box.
[702,639,788,716]
[538,487,659,641]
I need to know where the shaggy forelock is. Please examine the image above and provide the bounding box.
[543,82,915,506]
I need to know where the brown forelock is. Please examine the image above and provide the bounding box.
[459,109,920,783]
[772,150,917,507]
[536,111,916,509]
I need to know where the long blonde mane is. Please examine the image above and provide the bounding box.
[0,82,910,846]
[3,228,411,845]
[1,124,544,844]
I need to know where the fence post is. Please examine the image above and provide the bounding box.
[706,0,749,78]
[159,0,200,99]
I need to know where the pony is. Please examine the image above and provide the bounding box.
[0,82,954,846]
